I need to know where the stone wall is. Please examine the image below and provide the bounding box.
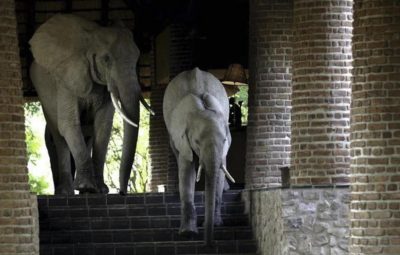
[282,188,350,255]
[350,0,400,254]
[243,189,283,255]
[245,188,350,255]
[0,0,39,254]
[246,0,292,189]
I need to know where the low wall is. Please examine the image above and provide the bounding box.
[243,187,350,255]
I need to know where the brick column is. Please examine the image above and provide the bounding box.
[0,0,39,254]
[350,1,400,254]
[149,23,193,192]
[245,0,293,189]
[291,0,352,186]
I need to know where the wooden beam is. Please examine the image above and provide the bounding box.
[65,0,72,13]
[101,0,110,26]
[23,0,37,98]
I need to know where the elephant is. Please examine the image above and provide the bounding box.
[163,68,235,246]
[29,14,153,195]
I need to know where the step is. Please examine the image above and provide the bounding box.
[38,190,242,208]
[40,214,249,231]
[39,202,245,218]
[40,226,253,244]
[39,240,258,255]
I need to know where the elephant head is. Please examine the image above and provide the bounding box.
[29,14,152,194]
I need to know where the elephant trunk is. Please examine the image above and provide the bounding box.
[204,161,218,246]
[116,85,140,195]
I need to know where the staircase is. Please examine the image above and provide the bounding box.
[38,190,258,255]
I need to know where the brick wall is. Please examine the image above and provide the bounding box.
[0,0,39,254]
[246,0,293,189]
[350,0,400,254]
[149,23,193,192]
[291,0,352,186]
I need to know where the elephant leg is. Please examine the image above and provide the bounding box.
[45,125,59,189]
[62,126,97,193]
[92,104,114,194]
[178,155,198,236]
[57,90,97,193]
[45,124,74,195]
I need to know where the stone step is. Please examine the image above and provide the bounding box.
[39,202,245,218]
[38,190,242,208]
[40,226,253,244]
[40,214,249,231]
[39,240,258,255]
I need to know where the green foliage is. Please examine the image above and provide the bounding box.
[233,86,248,125]
[24,102,43,166]
[24,101,41,117]
[28,173,50,195]
[105,103,150,193]
[25,102,51,194]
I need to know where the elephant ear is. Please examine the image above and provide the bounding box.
[222,125,232,159]
[29,14,98,96]
[169,94,201,162]
[176,130,193,162]
[201,93,224,114]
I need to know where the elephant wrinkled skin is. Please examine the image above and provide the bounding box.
[29,14,151,195]
[163,68,234,246]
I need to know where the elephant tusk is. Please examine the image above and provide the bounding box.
[221,165,235,183]
[196,165,202,182]
[140,94,155,116]
[111,93,138,127]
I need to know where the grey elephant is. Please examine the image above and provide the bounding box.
[163,68,235,245]
[29,14,153,195]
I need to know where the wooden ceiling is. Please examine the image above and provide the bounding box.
[16,0,248,98]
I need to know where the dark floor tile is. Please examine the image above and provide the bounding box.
[147,205,166,216]
[126,195,144,204]
[113,230,132,243]
[48,197,68,206]
[116,246,134,255]
[107,194,126,205]
[135,245,155,255]
[155,245,176,255]
[145,194,164,204]
[109,207,128,217]
[53,246,72,255]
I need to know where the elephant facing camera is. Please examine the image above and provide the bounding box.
[163,68,236,246]
[29,14,154,195]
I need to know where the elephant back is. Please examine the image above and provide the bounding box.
[163,68,229,127]
[29,14,98,71]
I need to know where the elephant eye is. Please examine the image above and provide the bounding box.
[103,55,111,65]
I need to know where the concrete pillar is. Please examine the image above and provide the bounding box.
[246,0,293,189]
[0,0,39,254]
[291,0,353,186]
[350,1,400,254]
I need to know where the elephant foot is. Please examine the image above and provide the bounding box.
[201,214,224,227]
[214,215,223,226]
[96,181,109,194]
[73,169,98,193]
[179,225,198,238]
[55,184,74,195]
[97,183,110,194]
[180,202,198,237]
